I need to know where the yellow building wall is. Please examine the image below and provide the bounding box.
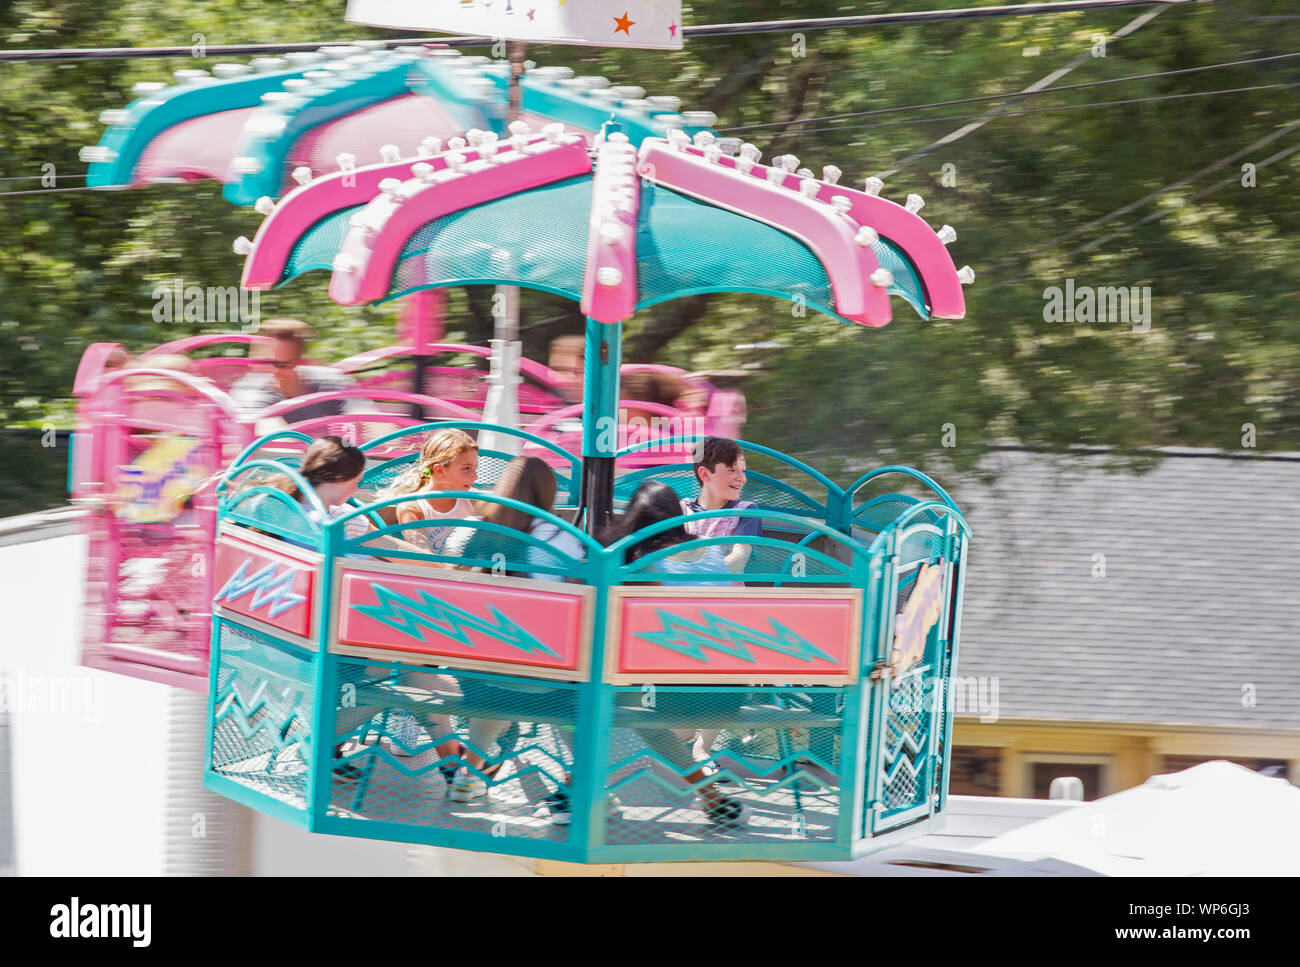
[953,718,1300,797]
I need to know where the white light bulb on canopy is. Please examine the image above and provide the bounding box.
[905,193,925,214]
[937,225,957,246]
[596,267,623,287]
[822,165,842,185]
[380,144,401,163]
[232,236,254,256]
[957,265,975,285]
[870,267,894,287]
[854,226,879,247]
[418,137,442,157]
[291,166,313,186]
[254,196,276,216]
[864,176,884,196]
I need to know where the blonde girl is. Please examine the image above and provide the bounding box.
[381,428,479,554]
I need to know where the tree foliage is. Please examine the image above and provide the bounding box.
[1,0,1297,495]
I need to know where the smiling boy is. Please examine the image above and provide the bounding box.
[680,437,760,575]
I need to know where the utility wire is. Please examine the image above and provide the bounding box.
[986,117,1300,281]
[0,1,1202,63]
[718,51,1300,134]
[989,139,1300,286]
[877,3,1170,177]
[771,81,1300,137]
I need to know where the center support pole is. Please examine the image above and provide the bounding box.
[580,317,621,536]
[478,40,528,457]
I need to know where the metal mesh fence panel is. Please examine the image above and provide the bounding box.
[210,623,316,812]
[602,686,847,849]
[327,660,581,846]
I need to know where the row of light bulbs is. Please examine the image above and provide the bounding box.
[661,129,974,288]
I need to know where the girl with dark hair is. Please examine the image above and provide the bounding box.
[443,455,584,582]
[602,480,729,583]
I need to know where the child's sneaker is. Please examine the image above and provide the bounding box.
[534,791,620,825]
[702,793,749,829]
[447,769,487,802]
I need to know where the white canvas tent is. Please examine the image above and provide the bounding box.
[975,761,1300,876]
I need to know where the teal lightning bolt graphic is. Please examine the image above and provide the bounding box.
[636,610,834,665]
[353,583,558,657]
[216,559,306,618]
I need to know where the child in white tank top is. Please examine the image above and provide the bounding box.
[384,429,480,557]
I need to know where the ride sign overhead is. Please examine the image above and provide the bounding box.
[345,0,684,50]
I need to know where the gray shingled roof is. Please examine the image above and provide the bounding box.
[945,447,1300,730]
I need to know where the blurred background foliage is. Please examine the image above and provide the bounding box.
[1,0,1298,511]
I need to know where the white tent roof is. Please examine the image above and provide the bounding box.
[975,761,1300,876]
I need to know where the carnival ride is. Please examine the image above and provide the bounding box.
[72,46,740,691]
[73,40,975,863]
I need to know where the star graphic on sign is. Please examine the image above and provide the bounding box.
[527,7,535,18]
[669,22,677,38]
[614,11,635,34]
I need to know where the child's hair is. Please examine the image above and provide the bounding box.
[692,436,743,486]
[264,435,366,501]
[600,480,689,561]
[476,456,557,533]
[383,428,477,497]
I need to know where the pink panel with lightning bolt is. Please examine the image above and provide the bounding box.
[213,533,317,639]
[336,569,591,679]
[608,591,861,685]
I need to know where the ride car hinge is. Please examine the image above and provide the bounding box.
[870,661,892,682]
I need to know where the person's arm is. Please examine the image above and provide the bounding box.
[724,512,762,572]
[724,543,753,572]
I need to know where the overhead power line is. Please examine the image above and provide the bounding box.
[988,118,1300,284]
[876,3,1170,178]
[718,51,1300,134]
[773,81,1300,137]
[0,1,1201,63]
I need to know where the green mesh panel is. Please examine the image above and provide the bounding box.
[227,489,319,544]
[635,185,930,321]
[619,536,853,587]
[636,185,836,313]
[211,622,316,811]
[870,238,929,319]
[328,660,580,844]
[388,177,592,301]
[282,206,362,283]
[614,465,826,518]
[603,686,846,847]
